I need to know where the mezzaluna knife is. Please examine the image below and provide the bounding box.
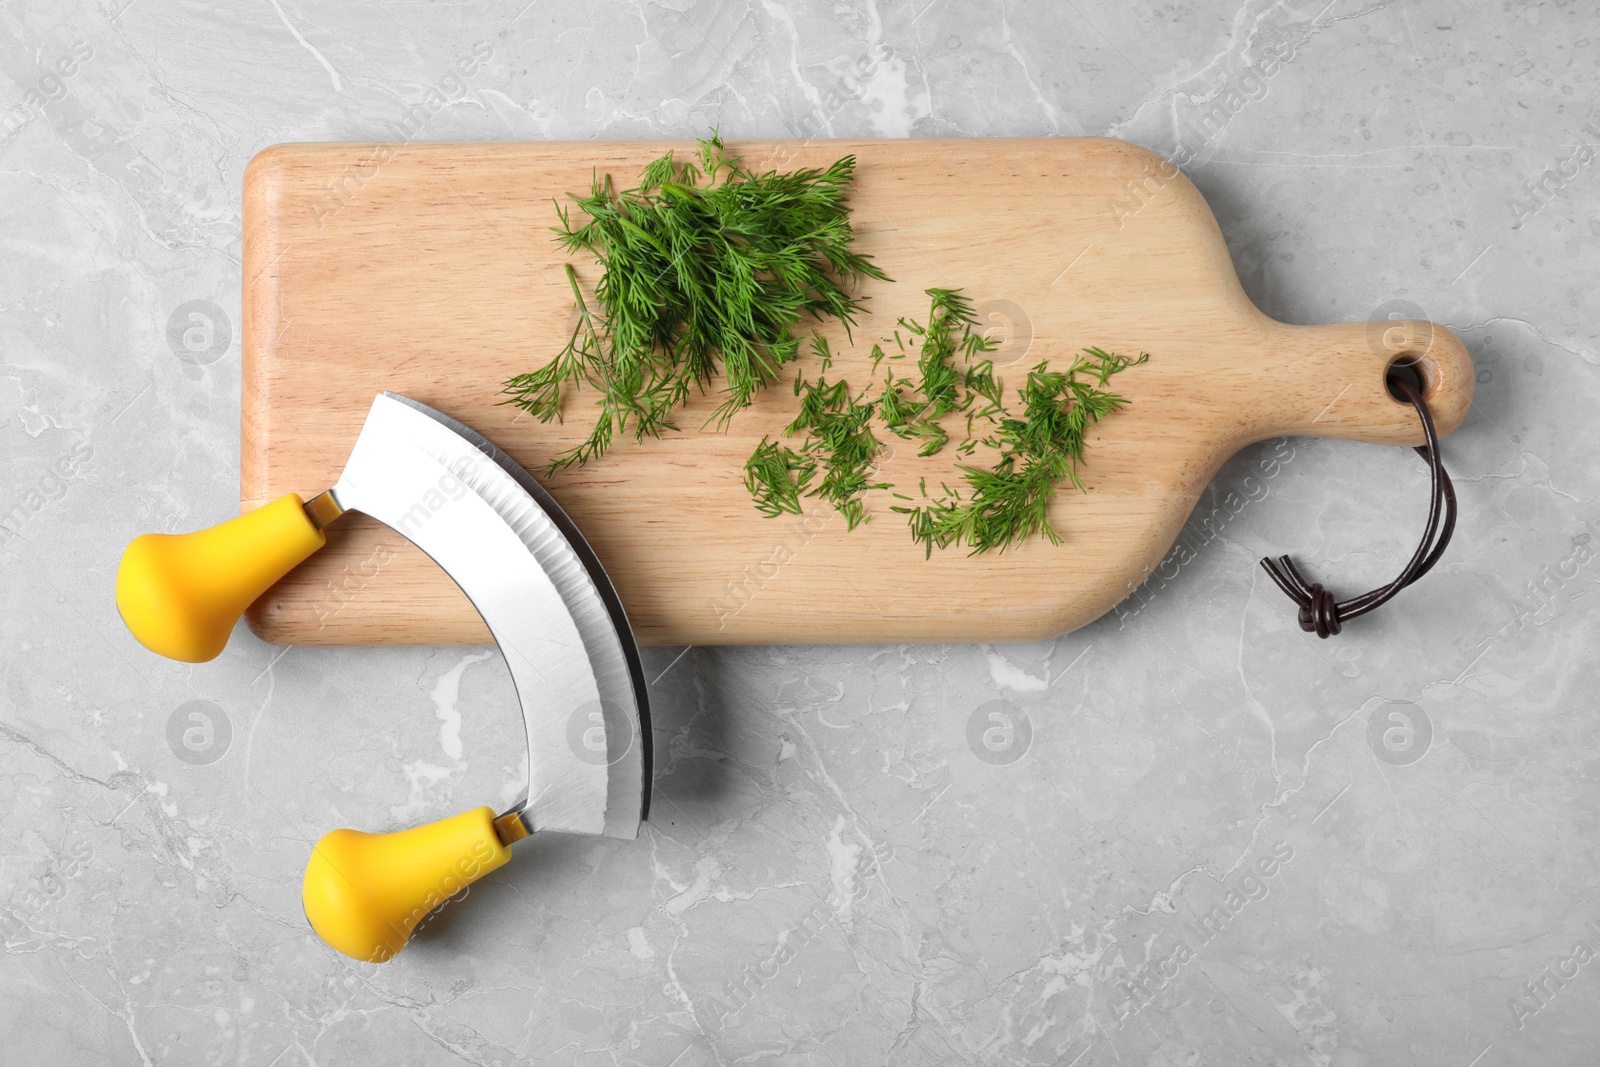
[115,392,650,962]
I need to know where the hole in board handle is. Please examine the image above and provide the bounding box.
[1385,354,1433,404]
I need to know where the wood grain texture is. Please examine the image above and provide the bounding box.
[241,138,1474,647]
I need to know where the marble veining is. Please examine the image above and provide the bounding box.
[2,0,1597,1063]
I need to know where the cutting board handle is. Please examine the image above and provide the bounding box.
[1258,318,1474,447]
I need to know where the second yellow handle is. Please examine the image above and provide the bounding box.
[302,807,513,963]
[115,493,325,663]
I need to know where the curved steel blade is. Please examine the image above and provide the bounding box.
[331,393,648,838]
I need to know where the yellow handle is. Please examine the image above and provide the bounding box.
[302,807,513,963]
[115,493,326,663]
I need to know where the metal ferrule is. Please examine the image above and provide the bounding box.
[493,809,531,846]
[302,488,345,531]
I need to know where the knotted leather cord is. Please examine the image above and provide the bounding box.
[1260,374,1457,638]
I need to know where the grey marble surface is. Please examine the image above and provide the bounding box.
[2,1,1597,1064]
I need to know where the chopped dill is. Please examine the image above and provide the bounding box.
[746,285,1145,549]
[743,438,815,517]
[891,348,1149,555]
[785,377,889,530]
[812,336,835,375]
[504,133,888,475]
[505,132,1147,551]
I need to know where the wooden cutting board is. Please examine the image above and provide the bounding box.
[241,138,1473,647]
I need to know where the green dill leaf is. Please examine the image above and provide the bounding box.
[812,335,835,374]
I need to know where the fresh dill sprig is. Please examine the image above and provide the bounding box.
[904,419,950,458]
[892,348,1149,556]
[743,438,815,517]
[876,370,924,434]
[868,288,997,459]
[962,359,1005,420]
[785,377,889,530]
[903,287,991,419]
[750,288,995,526]
[504,133,889,475]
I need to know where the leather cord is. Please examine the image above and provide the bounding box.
[1260,374,1457,638]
